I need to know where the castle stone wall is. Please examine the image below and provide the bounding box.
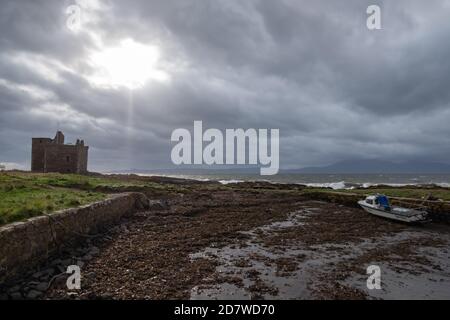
[31,138,52,173]
[31,132,89,174]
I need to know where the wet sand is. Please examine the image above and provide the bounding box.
[2,181,449,300]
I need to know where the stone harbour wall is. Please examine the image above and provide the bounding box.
[0,193,149,284]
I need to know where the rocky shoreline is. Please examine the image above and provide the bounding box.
[1,177,449,300]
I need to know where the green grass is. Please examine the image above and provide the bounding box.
[0,183,106,226]
[0,171,185,226]
[0,172,156,189]
[0,172,113,226]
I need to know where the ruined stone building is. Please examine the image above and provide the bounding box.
[31,131,89,174]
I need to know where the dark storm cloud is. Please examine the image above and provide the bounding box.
[1,0,450,171]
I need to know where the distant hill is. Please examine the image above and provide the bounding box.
[289,160,450,174]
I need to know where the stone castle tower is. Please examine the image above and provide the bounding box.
[31,131,89,174]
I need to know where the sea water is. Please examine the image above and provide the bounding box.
[130,173,450,190]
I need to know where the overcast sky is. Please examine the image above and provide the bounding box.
[1,0,450,171]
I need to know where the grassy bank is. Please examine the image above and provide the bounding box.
[0,171,157,189]
[0,171,192,226]
[0,172,109,225]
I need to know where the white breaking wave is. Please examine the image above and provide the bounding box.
[436,183,450,188]
[305,181,449,190]
[305,181,352,190]
[361,182,414,188]
[218,179,244,185]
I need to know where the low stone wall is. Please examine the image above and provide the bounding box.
[0,193,149,284]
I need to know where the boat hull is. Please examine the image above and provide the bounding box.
[357,201,428,223]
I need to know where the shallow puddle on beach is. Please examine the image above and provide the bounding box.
[189,242,313,300]
[190,207,314,299]
[343,244,450,299]
[189,205,450,300]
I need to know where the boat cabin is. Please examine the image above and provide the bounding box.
[362,194,391,210]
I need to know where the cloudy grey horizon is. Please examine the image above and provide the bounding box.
[1,0,450,172]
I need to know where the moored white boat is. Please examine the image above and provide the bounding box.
[358,194,429,223]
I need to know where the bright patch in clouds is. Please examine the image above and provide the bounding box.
[88,38,170,89]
